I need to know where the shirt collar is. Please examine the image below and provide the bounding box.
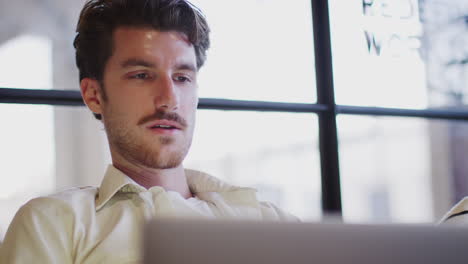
[95,165,256,211]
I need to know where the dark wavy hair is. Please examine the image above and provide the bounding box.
[73,0,210,119]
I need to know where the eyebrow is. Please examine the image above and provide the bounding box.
[121,58,155,68]
[120,58,197,72]
[175,63,197,73]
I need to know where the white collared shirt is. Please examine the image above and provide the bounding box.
[0,165,297,264]
[440,197,468,225]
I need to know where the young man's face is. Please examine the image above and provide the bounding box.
[90,27,199,169]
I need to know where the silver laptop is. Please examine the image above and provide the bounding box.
[144,218,468,264]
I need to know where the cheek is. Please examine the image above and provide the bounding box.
[105,94,148,123]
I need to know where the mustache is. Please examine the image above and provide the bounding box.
[138,110,188,128]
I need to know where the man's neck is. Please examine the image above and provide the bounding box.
[112,160,193,199]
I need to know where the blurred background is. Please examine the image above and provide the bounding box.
[0,0,467,240]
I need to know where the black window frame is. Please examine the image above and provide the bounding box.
[1,0,468,219]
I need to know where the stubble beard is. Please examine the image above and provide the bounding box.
[104,116,192,170]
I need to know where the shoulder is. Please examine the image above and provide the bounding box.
[440,197,468,225]
[19,186,98,218]
[0,187,97,263]
[3,187,98,246]
[258,201,300,222]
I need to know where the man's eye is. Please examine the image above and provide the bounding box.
[175,76,191,82]
[132,73,150,79]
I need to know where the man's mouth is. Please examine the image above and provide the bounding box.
[151,124,176,129]
[146,120,183,135]
[146,120,182,129]
[139,111,187,131]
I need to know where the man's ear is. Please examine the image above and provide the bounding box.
[80,78,104,117]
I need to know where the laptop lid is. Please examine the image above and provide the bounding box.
[144,218,468,264]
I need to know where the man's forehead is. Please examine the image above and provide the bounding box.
[113,26,193,46]
[110,27,197,68]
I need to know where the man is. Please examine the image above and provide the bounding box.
[0,0,297,263]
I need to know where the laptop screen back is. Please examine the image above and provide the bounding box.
[144,219,468,264]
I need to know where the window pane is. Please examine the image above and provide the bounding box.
[338,115,466,224]
[191,0,317,103]
[0,104,55,239]
[185,111,321,221]
[0,1,83,90]
[0,35,53,89]
[329,0,467,108]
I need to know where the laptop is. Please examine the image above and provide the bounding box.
[144,218,468,264]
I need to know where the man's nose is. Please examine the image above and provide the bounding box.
[155,75,179,110]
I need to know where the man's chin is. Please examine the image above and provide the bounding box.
[143,158,183,170]
[158,136,175,145]
[136,148,186,170]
